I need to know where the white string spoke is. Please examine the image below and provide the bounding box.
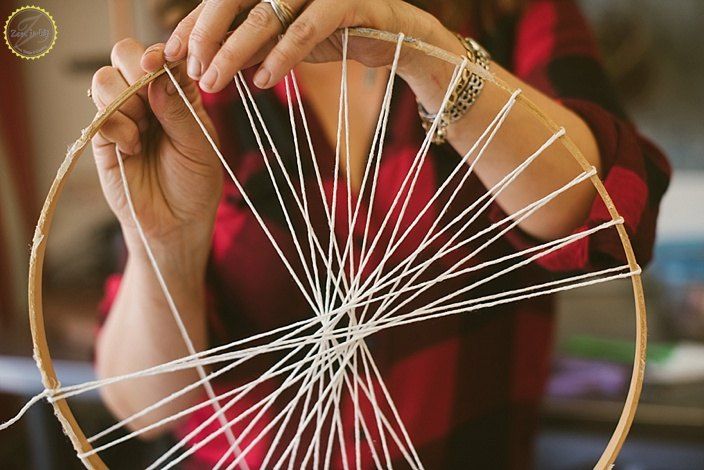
[315,156,589,320]
[54,314,326,402]
[356,203,615,328]
[354,35,406,284]
[353,166,598,318]
[84,336,326,460]
[406,264,635,319]
[152,342,327,470]
[335,35,411,299]
[341,28,356,300]
[269,336,375,468]
[225,338,354,470]
[347,57,468,297]
[155,305,367,469]
[284,351,325,469]
[353,354,417,470]
[373,266,641,332]
[113,146,245,467]
[323,355,352,470]
[354,127,566,304]
[163,66,320,319]
[342,373,386,470]
[352,84,518,331]
[355,90,522,310]
[355,350,393,470]
[86,310,358,444]
[287,70,354,301]
[259,348,324,469]
[358,345,423,469]
[376,214,619,314]
[150,319,368,468]
[212,350,324,470]
[233,72,328,310]
[323,27,352,313]
[279,265,639,347]
[337,65,472,357]
[284,73,325,306]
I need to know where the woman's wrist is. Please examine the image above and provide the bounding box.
[396,20,467,113]
[123,225,213,281]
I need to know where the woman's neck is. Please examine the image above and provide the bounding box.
[295,61,389,192]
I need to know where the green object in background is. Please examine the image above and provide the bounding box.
[563,335,675,365]
[564,335,704,384]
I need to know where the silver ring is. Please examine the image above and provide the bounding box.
[261,0,295,31]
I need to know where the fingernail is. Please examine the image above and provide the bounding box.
[164,36,181,58]
[187,55,202,80]
[200,67,218,91]
[254,67,271,89]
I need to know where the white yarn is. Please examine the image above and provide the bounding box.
[162,66,320,314]
[113,145,246,467]
[0,390,50,431]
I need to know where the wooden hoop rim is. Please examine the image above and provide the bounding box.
[27,28,646,470]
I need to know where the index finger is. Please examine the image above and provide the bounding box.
[199,1,297,92]
[186,0,254,81]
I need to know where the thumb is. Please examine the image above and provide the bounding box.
[148,62,219,154]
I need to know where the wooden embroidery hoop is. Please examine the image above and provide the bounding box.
[27,28,646,469]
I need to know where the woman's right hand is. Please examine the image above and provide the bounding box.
[91,38,223,257]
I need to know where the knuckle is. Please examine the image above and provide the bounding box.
[246,4,274,30]
[215,46,237,66]
[287,20,316,47]
[189,24,210,48]
[172,17,193,38]
[203,0,226,9]
[269,46,294,66]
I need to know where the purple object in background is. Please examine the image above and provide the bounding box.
[547,358,629,398]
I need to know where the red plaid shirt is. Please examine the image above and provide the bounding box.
[101,1,669,467]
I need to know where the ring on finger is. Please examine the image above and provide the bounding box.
[260,0,295,31]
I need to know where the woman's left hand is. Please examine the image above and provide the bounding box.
[163,0,452,93]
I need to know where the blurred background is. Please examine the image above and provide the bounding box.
[0,0,702,468]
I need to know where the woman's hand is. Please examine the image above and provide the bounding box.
[163,0,454,93]
[91,38,223,257]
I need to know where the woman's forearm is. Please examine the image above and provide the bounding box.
[402,21,600,241]
[90,34,224,436]
[96,235,210,437]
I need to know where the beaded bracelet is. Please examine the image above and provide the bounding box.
[417,35,491,144]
